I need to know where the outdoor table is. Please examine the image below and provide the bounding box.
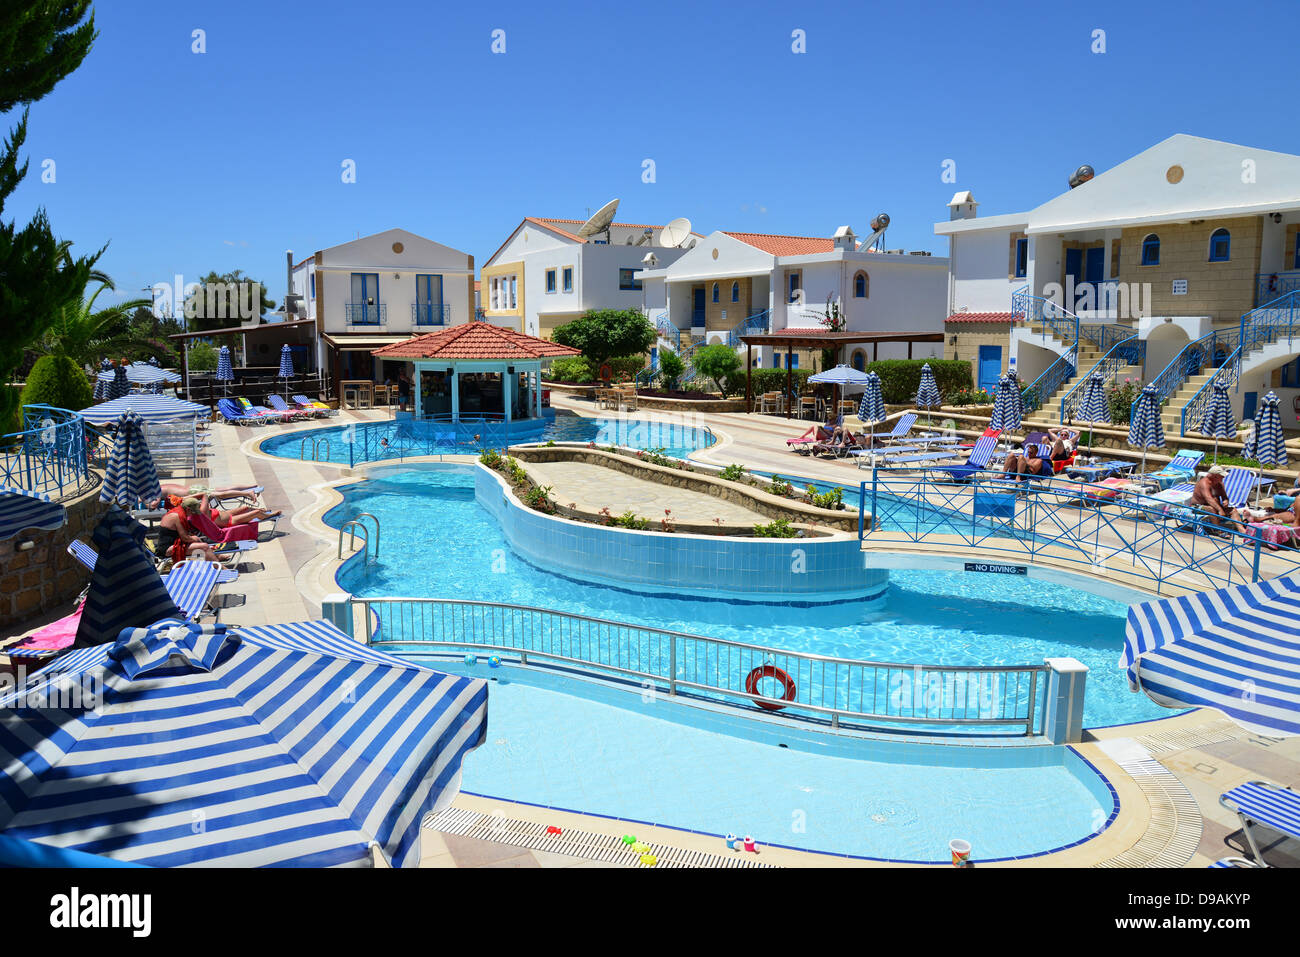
[340,380,373,409]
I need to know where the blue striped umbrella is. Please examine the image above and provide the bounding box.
[278,344,295,403]
[99,409,161,510]
[106,365,129,400]
[215,345,234,390]
[989,374,1023,433]
[1197,379,1236,463]
[0,487,66,542]
[0,617,489,867]
[92,376,107,400]
[915,362,941,427]
[1127,384,1166,473]
[1253,390,1287,468]
[1077,372,1108,455]
[80,395,209,425]
[97,363,181,385]
[74,508,180,647]
[856,371,885,426]
[1122,573,1300,736]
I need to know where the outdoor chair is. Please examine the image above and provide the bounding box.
[217,397,261,426]
[867,412,918,445]
[1142,450,1205,490]
[1219,781,1300,866]
[266,395,310,421]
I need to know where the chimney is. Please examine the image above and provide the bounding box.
[832,225,856,251]
[947,191,978,221]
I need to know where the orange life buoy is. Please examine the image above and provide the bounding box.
[745,665,796,711]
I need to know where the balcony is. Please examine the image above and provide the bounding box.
[346,302,386,326]
[413,303,450,326]
[1257,271,1300,306]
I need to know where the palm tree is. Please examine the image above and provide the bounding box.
[41,269,157,367]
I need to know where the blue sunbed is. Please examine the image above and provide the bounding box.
[937,435,1000,481]
[1220,781,1300,865]
[869,413,917,444]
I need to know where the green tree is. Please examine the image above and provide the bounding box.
[551,309,655,371]
[187,342,218,372]
[41,272,155,366]
[692,343,742,395]
[658,349,685,390]
[183,269,276,331]
[19,354,92,413]
[0,2,99,429]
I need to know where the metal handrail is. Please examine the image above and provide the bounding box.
[1022,345,1076,413]
[0,404,90,498]
[345,302,386,325]
[412,302,450,326]
[349,596,1046,734]
[1059,335,1144,423]
[338,513,379,560]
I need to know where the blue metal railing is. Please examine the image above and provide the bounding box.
[725,308,771,348]
[1256,270,1300,306]
[653,311,679,351]
[1180,290,1300,435]
[345,302,386,325]
[1013,286,1130,353]
[859,469,1300,594]
[1021,345,1076,413]
[0,405,90,498]
[412,303,450,326]
[1059,336,1145,423]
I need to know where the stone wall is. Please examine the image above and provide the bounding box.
[1118,215,1261,322]
[0,484,107,630]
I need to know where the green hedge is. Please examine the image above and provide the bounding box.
[545,354,646,384]
[744,368,813,396]
[865,359,971,405]
[19,355,92,414]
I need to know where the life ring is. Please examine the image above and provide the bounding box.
[745,665,796,711]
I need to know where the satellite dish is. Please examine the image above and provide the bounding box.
[579,198,620,241]
[660,217,691,248]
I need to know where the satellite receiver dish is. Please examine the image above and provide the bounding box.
[660,217,691,248]
[579,198,620,243]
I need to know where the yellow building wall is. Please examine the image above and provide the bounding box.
[1119,216,1261,323]
[481,260,524,323]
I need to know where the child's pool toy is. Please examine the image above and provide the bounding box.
[742,836,757,853]
[639,853,657,867]
[488,655,502,668]
[631,841,650,854]
[724,833,739,850]
[621,834,636,845]
[464,654,477,665]
[545,825,562,836]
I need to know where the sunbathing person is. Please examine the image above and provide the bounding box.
[813,429,858,456]
[205,497,281,527]
[1189,467,1241,530]
[155,498,225,564]
[787,413,839,452]
[151,483,261,508]
[1044,428,1077,461]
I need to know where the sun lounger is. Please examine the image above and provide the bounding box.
[266,394,310,420]
[293,394,338,417]
[189,508,269,543]
[217,397,262,425]
[933,435,1001,481]
[3,603,83,661]
[1142,449,1205,490]
[868,413,917,444]
[67,538,241,582]
[883,449,966,466]
[236,397,286,423]
[1219,781,1300,865]
[164,559,224,621]
[1224,466,1273,507]
[787,416,841,454]
[1208,857,1263,868]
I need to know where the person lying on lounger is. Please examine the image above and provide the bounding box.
[1189,467,1241,530]
[151,483,261,507]
[812,430,859,456]
[787,413,839,452]
[155,498,226,564]
[205,497,281,527]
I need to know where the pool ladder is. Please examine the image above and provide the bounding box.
[338,512,380,561]
[300,437,332,461]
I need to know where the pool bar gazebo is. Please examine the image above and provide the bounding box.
[371,323,581,441]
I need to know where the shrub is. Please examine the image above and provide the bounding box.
[753,517,799,538]
[548,356,593,383]
[719,463,747,482]
[865,359,971,405]
[19,355,92,413]
[478,448,503,469]
[609,355,647,380]
[523,484,554,513]
[658,349,685,389]
[946,387,991,407]
[746,368,812,398]
[804,484,844,510]
[187,342,218,371]
[769,475,794,497]
[611,510,649,530]
[1107,379,1141,425]
[692,343,742,395]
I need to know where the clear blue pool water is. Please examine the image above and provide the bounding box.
[422,664,1114,863]
[326,466,1166,729]
[260,414,711,465]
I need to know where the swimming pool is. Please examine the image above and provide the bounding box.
[260,413,712,465]
[325,465,1167,729]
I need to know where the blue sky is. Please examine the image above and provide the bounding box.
[7,0,1299,310]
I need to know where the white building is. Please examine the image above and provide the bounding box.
[935,134,1300,432]
[288,228,476,394]
[638,228,949,371]
[479,215,699,338]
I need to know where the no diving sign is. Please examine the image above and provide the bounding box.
[964,562,1026,575]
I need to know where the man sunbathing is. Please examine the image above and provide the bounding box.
[151,483,261,508]
[813,430,859,456]
[1189,466,1241,530]
[787,413,839,453]
[205,496,281,528]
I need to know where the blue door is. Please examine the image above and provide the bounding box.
[1064,248,1082,305]
[1085,247,1105,283]
[692,288,706,327]
[977,345,1002,395]
[415,274,443,325]
[1243,391,1258,422]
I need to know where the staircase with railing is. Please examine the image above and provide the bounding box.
[725,308,770,348]
[1057,335,1145,423]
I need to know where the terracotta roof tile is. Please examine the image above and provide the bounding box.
[943,312,1018,324]
[722,232,835,256]
[370,322,582,360]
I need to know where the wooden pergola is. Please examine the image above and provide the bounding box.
[739,330,946,416]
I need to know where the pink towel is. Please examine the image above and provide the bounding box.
[1247,523,1297,550]
[11,606,82,651]
[190,509,258,543]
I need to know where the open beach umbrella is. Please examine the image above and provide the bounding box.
[915,362,941,427]
[0,617,489,866]
[0,487,66,542]
[99,409,161,510]
[809,364,871,419]
[1078,372,1108,456]
[856,371,885,429]
[74,508,180,648]
[1252,390,1288,504]
[216,344,234,395]
[97,363,181,386]
[278,344,295,400]
[106,364,129,400]
[1127,384,1165,474]
[79,394,209,425]
[1122,573,1300,736]
[1197,379,1236,465]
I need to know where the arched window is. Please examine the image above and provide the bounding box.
[851,350,865,372]
[1209,228,1231,262]
[853,270,869,298]
[1141,234,1160,266]
[711,282,719,303]
[730,281,739,303]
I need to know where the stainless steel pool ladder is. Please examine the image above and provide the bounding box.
[300,436,332,461]
[338,512,380,561]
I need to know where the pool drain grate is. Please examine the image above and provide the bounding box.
[1094,749,1202,868]
[423,806,775,868]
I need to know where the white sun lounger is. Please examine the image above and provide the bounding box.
[1219,781,1300,865]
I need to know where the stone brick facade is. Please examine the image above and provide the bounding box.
[0,485,108,631]
[1119,216,1262,322]
[945,322,1014,379]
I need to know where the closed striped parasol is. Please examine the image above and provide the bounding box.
[856,371,885,426]
[1197,379,1236,463]
[99,409,161,509]
[1127,384,1166,473]
[915,362,941,426]
[74,508,180,648]
[1122,573,1300,736]
[215,345,234,395]
[989,374,1022,433]
[0,617,489,866]
[1077,372,1108,455]
[106,364,129,400]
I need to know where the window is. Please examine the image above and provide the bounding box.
[790,354,799,369]
[546,269,557,293]
[731,281,739,303]
[618,268,641,291]
[851,350,865,371]
[562,267,573,293]
[712,282,719,303]
[309,273,315,298]
[853,270,869,298]
[1209,228,1231,262]
[1141,234,1160,266]
[509,276,517,308]
[787,270,801,303]
[1014,238,1028,278]
[1282,357,1300,388]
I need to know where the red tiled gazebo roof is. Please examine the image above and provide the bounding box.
[370,322,582,360]
[944,311,1018,324]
